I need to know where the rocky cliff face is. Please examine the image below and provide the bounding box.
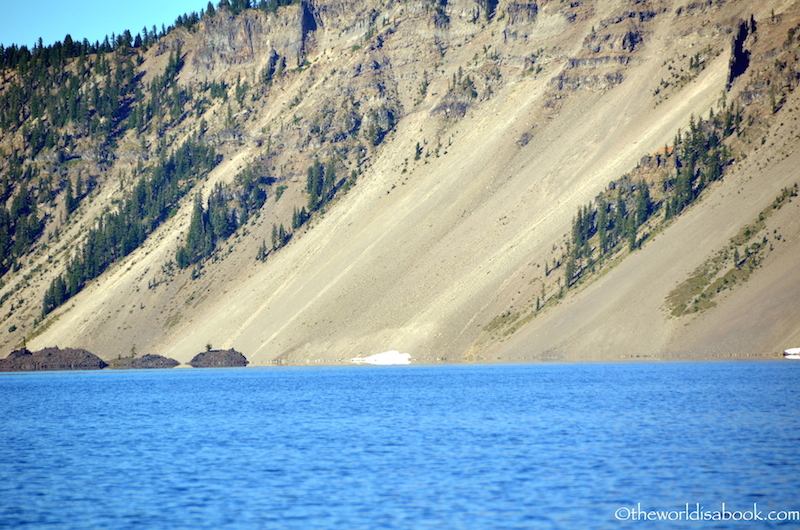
[187,6,309,80]
[1,0,799,365]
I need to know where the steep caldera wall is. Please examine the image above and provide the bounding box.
[1,0,798,364]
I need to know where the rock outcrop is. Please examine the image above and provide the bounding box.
[187,5,314,81]
[108,354,181,369]
[188,349,249,368]
[0,347,108,372]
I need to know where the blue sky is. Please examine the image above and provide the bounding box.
[0,0,209,49]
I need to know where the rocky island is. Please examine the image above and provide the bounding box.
[107,354,181,369]
[0,346,249,371]
[0,347,108,372]
[188,349,249,368]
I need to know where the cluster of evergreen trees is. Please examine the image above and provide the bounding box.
[0,43,190,158]
[563,106,740,288]
[1,37,198,303]
[449,67,478,100]
[663,110,735,219]
[176,162,273,269]
[564,181,652,287]
[42,138,219,317]
[2,0,371,321]
[175,150,333,269]
[306,159,339,211]
[0,182,44,277]
[176,187,237,269]
[255,158,346,260]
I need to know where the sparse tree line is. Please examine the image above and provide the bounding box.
[0,43,193,158]
[42,138,219,317]
[257,157,355,260]
[0,0,396,325]
[2,4,281,311]
[560,104,742,289]
[0,0,302,72]
[174,154,356,269]
[0,181,45,278]
[667,183,797,317]
[175,165,272,269]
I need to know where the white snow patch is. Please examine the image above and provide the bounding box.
[784,347,800,358]
[351,350,412,365]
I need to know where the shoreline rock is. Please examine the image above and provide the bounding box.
[107,354,180,369]
[188,348,249,368]
[0,347,108,372]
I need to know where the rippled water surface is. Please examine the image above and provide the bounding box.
[1,362,799,528]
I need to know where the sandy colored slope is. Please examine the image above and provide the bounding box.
[492,139,800,362]
[124,20,730,365]
[18,0,799,364]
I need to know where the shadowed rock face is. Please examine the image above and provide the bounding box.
[188,349,249,368]
[728,17,753,87]
[0,347,107,372]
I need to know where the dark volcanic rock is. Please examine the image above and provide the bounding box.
[0,347,107,372]
[132,354,181,369]
[188,349,249,368]
[108,354,180,369]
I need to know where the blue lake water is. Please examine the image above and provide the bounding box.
[0,362,799,529]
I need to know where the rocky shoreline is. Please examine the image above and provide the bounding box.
[0,347,249,372]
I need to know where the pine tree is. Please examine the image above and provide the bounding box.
[612,191,626,244]
[278,223,287,246]
[626,216,637,251]
[176,193,207,268]
[597,197,608,255]
[65,178,76,214]
[324,159,336,200]
[635,180,651,228]
[564,246,576,287]
[307,159,324,210]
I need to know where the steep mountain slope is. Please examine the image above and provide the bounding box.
[1,0,798,364]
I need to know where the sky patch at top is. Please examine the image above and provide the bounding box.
[0,0,208,48]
